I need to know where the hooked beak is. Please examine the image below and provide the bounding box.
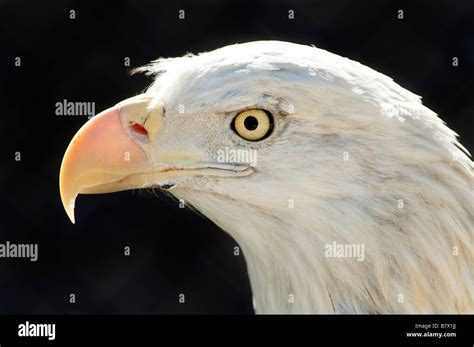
[59,94,170,223]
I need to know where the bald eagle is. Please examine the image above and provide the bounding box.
[59,41,473,314]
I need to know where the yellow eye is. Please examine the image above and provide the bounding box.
[232,109,273,141]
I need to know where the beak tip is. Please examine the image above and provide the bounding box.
[67,203,76,224]
[62,196,76,224]
[69,213,76,225]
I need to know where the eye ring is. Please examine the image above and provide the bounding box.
[232,109,274,141]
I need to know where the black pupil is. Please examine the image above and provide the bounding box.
[244,116,259,131]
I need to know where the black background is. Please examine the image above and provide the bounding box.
[0,0,472,314]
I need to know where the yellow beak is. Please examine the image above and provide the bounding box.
[59,94,165,224]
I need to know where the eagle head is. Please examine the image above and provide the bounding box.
[59,41,473,313]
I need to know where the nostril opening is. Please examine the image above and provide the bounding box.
[130,122,149,136]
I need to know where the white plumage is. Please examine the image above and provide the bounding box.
[61,41,473,313]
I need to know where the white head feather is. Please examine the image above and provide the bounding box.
[136,41,473,313]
